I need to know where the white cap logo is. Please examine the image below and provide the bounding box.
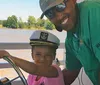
[40,32,48,41]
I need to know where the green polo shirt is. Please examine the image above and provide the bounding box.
[65,1,100,85]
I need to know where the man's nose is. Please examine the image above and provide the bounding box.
[51,12,63,32]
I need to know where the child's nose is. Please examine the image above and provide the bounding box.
[40,56,45,61]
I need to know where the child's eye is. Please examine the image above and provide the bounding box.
[36,54,41,56]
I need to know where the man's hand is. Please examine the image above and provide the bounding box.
[0,50,11,58]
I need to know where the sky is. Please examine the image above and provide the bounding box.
[0,0,42,21]
[0,0,84,22]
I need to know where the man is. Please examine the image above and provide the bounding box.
[39,0,100,85]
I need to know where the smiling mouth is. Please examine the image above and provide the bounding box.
[61,18,69,25]
[55,15,69,32]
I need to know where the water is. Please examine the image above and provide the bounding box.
[0,28,67,43]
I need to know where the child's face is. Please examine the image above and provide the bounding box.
[31,46,56,66]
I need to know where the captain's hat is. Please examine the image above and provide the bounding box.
[30,30,60,48]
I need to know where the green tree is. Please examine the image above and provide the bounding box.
[27,16,36,28]
[36,18,45,27]
[18,17,25,29]
[0,20,3,24]
[44,19,55,30]
[6,15,18,28]
[2,20,7,27]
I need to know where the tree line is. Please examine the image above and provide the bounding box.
[0,15,55,30]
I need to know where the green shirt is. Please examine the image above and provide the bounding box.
[65,1,100,71]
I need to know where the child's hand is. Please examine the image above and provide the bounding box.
[0,50,11,58]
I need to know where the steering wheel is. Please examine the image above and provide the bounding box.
[2,56,28,85]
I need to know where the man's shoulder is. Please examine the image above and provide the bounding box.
[78,1,100,11]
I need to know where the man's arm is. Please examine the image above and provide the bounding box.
[64,40,82,85]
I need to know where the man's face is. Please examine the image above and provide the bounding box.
[45,0,77,32]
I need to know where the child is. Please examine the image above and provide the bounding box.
[0,30,65,85]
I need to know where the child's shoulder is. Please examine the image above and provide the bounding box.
[52,64,62,72]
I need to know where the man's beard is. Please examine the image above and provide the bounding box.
[55,25,63,32]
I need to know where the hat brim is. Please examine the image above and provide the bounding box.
[40,0,63,19]
[30,41,58,48]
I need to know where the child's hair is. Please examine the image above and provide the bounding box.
[29,30,60,49]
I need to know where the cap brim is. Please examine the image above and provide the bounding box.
[40,0,63,19]
[30,41,58,48]
[40,13,44,19]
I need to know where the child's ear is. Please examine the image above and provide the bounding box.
[53,53,56,60]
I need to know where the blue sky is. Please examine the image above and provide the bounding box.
[0,0,42,21]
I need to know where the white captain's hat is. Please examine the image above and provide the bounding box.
[30,30,60,48]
